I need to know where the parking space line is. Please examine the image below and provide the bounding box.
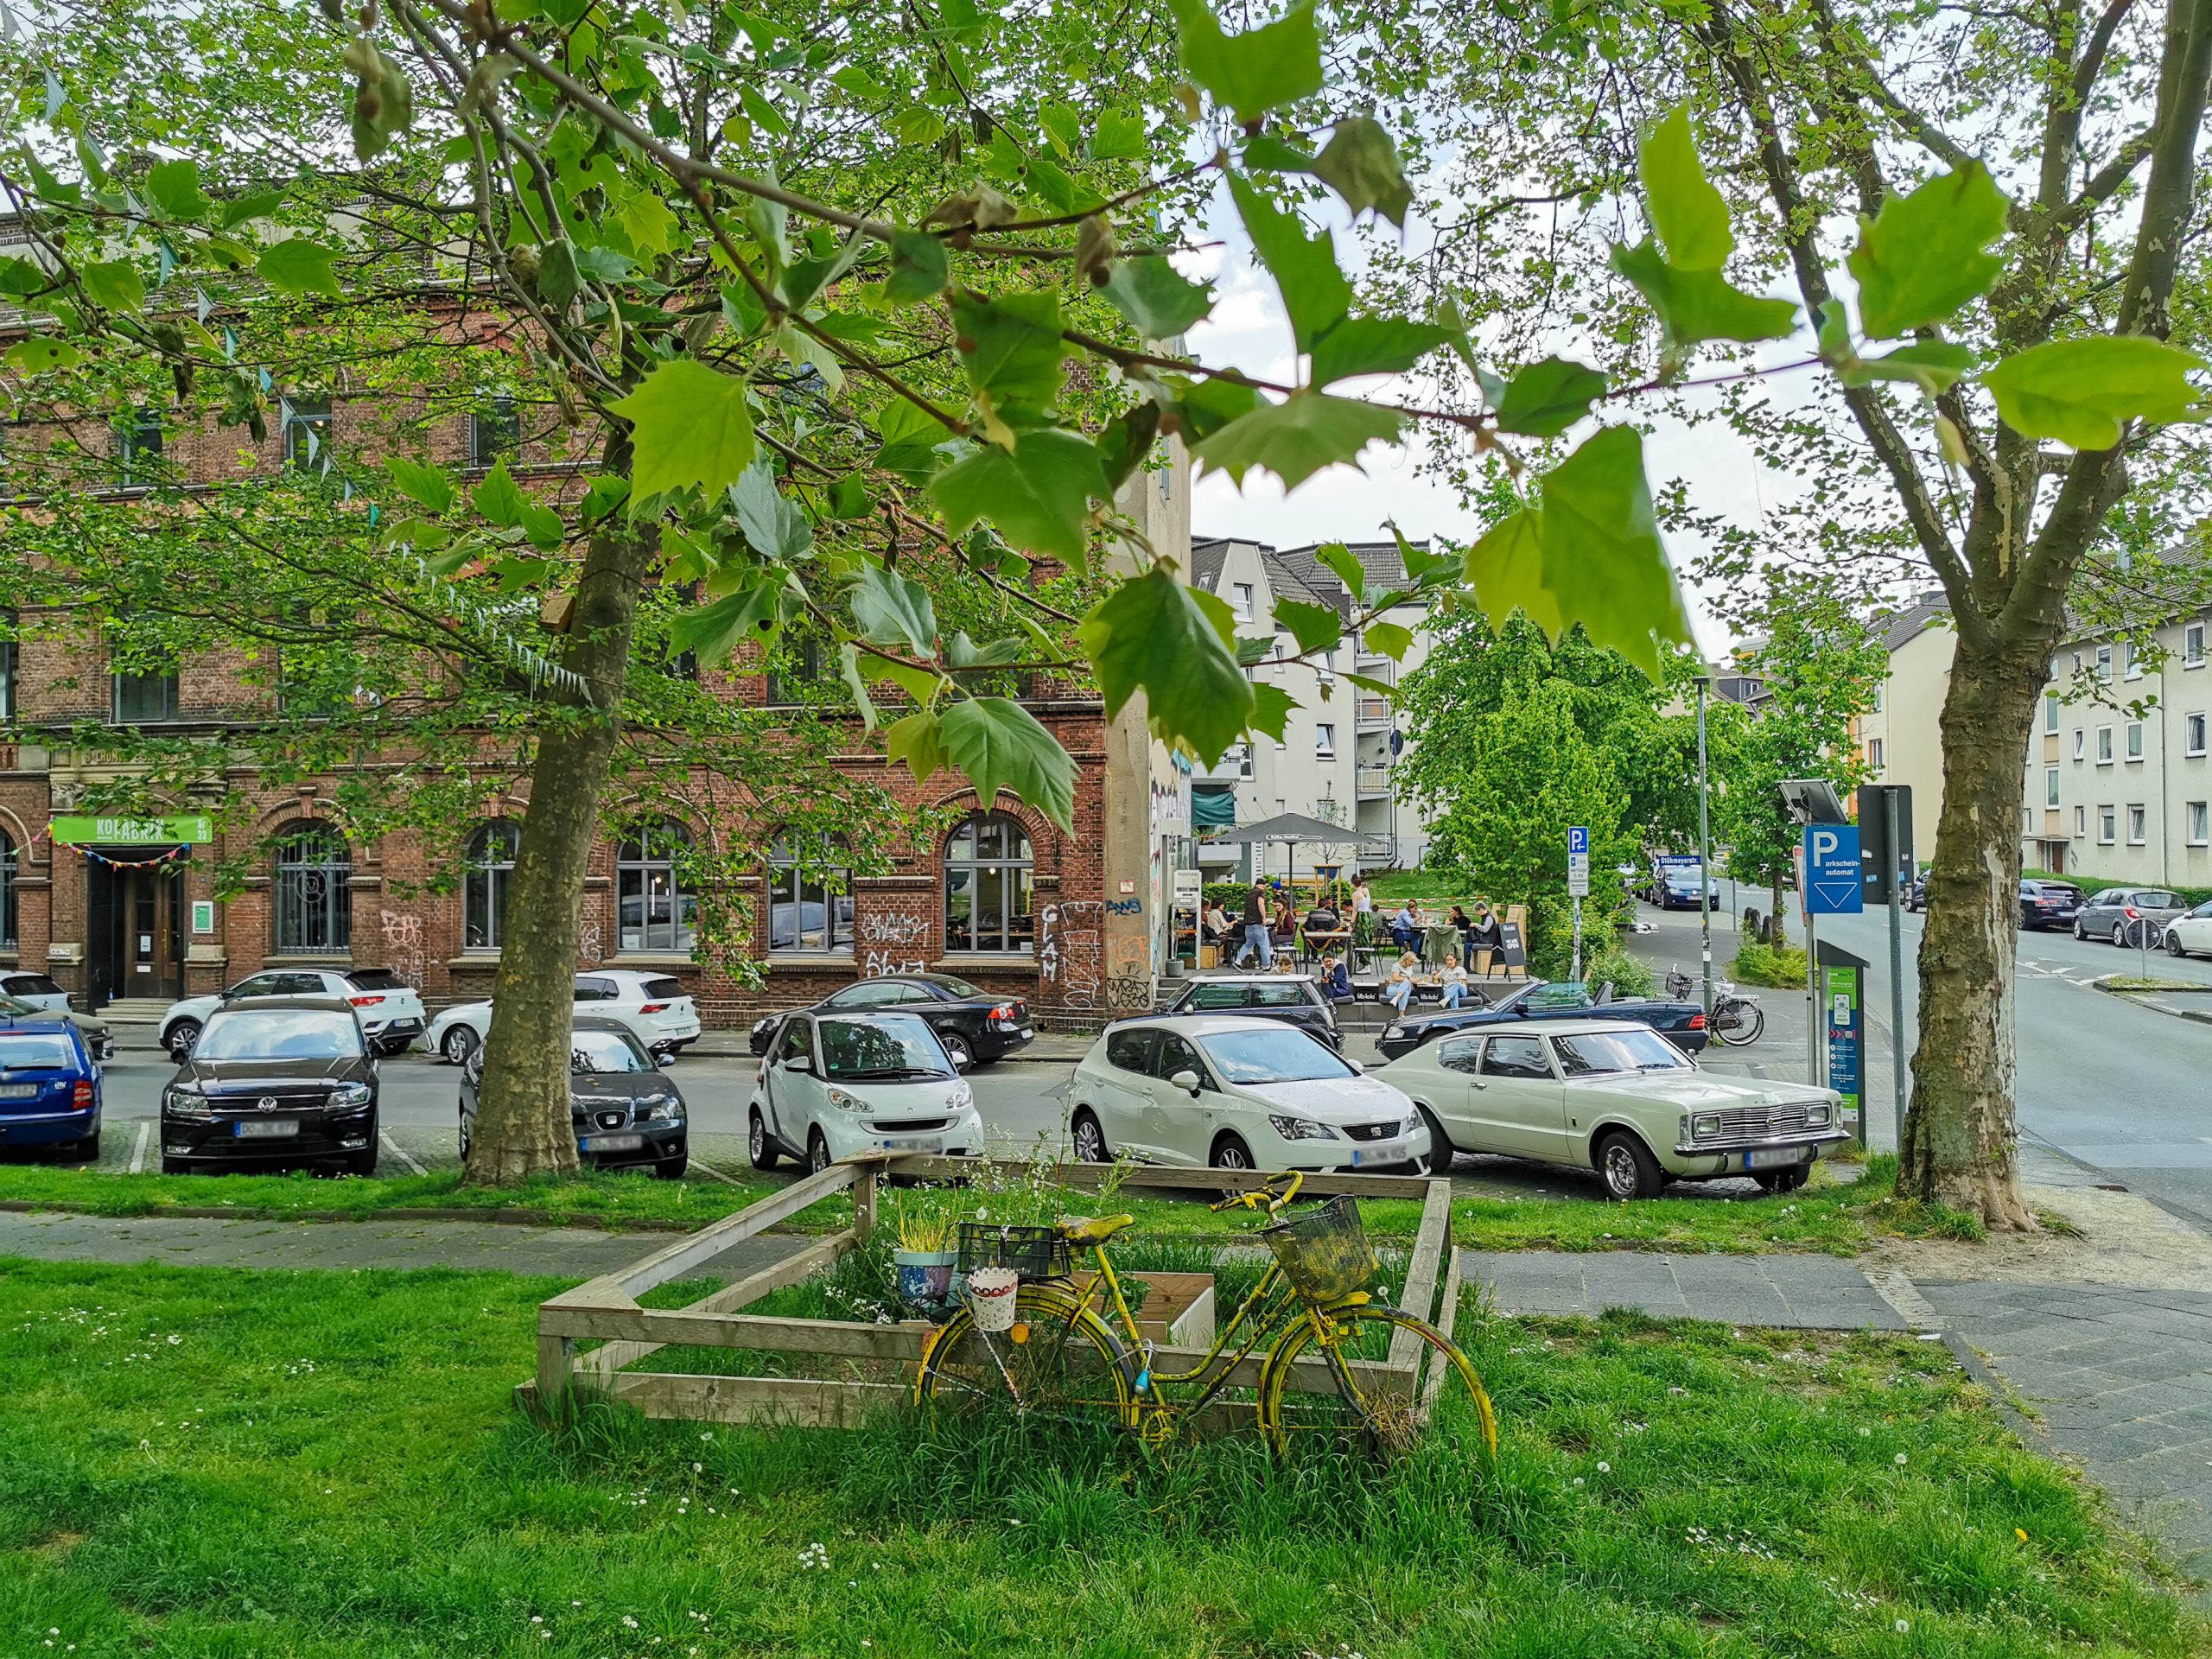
[686,1157,745,1186]
[128,1122,150,1174]
[379,1133,428,1176]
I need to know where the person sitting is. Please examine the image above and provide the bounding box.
[1306,899,1341,935]
[1383,950,1421,1013]
[1201,901,1233,946]
[1387,905,1421,951]
[1319,950,1354,1001]
[1465,899,1504,969]
[1437,951,1471,1009]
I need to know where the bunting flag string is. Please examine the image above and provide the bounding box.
[61,842,190,870]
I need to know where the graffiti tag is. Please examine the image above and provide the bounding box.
[860,906,930,977]
[378,910,425,992]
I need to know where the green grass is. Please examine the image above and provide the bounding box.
[1731,939,1811,989]
[0,1256,2200,1657]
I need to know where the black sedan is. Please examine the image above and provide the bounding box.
[460,1015,688,1178]
[2019,879,2085,931]
[1375,980,1709,1061]
[159,997,380,1175]
[748,973,1034,1068]
[1136,972,1340,1048]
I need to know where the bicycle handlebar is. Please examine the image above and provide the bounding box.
[1208,1170,1305,1214]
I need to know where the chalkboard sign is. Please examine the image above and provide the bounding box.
[1497,919,1528,975]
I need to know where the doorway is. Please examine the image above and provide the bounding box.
[86,855,186,1006]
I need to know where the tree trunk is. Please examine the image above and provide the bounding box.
[1900,635,2046,1230]
[464,438,653,1186]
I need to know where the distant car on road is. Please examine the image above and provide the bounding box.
[162,968,427,1061]
[0,1018,102,1161]
[2074,887,2187,947]
[459,1014,689,1179]
[0,970,72,1014]
[426,969,701,1065]
[1136,972,1340,1050]
[1904,871,1928,912]
[1376,979,1709,1062]
[747,973,1032,1069]
[2163,899,2212,959]
[0,990,114,1061]
[2018,879,2085,931]
[748,1009,981,1173]
[159,997,379,1175]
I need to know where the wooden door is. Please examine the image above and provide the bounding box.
[123,866,183,999]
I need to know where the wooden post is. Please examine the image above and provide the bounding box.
[852,1157,880,1244]
[536,1333,574,1408]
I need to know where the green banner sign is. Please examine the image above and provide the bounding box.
[49,813,213,846]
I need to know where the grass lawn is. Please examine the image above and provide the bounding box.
[1,1256,2201,1657]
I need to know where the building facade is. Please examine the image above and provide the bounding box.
[1853,592,1955,862]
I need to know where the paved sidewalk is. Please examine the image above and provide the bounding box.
[1465,1248,1908,1329]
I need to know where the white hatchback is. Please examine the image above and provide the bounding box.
[1068,1014,1435,1174]
[423,969,702,1065]
[747,1010,982,1173]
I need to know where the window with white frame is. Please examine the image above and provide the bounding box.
[2044,693,2060,734]
[2074,804,2087,836]
[2099,805,2116,843]
[2188,622,2207,667]
[2097,726,2114,763]
[2190,802,2210,846]
[2096,645,2113,680]
[2123,639,2141,679]
[2188,712,2208,756]
[2126,721,2145,760]
[2073,728,2086,760]
[1230,582,1254,621]
[2045,766,2060,807]
[1314,722,1336,759]
[1872,684,1884,713]
[2128,804,2148,844]
[1867,736,1885,769]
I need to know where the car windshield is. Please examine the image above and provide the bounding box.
[0,1033,73,1071]
[196,1009,363,1061]
[1198,1026,1356,1084]
[1516,982,1594,1011]
[346,969,409,991]
[570,1029,652,1073]
[819,1015,952,1080]
[929,975,983,999]
[1552,1029,1688,1076]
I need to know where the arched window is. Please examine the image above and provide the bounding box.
[944,813,1033,954]
[464,821,521,950]
[0,830,16,948]
[616,821,696,953]
[273,824,352,954]
[767,834,852,955]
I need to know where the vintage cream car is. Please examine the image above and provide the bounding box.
[1375,1017,1849,1199]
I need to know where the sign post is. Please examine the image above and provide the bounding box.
[1567,826,1589,981]
[1858,784,1915,1151]
[1802,824,1864,1090]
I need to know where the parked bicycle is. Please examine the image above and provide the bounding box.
[913,1171,1497,1460]
[1665,966,1767,1046]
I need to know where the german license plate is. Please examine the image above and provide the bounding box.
[881,1135,944,1153]
[1745,1147,1804,1169]
[235,1120,301,1139]
[581,1133,645,1153]
[1351,1141,1404,1167]
[1018,1027,1033,1040]
[0,1084,39,1100]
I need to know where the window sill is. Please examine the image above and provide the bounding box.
[610,953,699,969]
[937,953,1036,971]
[766,954,858,969]
[262,954,352,969]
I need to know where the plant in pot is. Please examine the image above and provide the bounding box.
[890,1192,960,1310]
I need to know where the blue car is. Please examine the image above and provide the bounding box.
[0,1017,103,1160]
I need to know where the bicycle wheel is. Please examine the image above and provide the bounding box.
[1718,997,1764,1044]
[913,1285,1138,1428]
[1259,1304,1497,1460]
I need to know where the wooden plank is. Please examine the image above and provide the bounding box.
[537,1333,574,1403]
[605,1160,857,1299]
[881,1156,1432,1201]
[542,1306,932,1363]
[1419,1248,1465,1421]
[574,1230,856,1382]
[1387,1179,1453,1375]
[852,1160,880,1244]
[607,1370,906,1429]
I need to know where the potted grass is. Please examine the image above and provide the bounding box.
[890,1193,959,1310]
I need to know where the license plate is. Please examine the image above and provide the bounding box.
[880,1135,944,1153]
[235,1120,301,1139]
[1745,1147,1804,1169]
[0,1084,39,1100]
[581,1133,645,1152]
[1351,1141,1404,1167]
[1018,1028,1033,1040]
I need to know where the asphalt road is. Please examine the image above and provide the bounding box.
[1632,880,2212,1230]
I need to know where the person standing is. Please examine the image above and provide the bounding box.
[1235,881,1274,969]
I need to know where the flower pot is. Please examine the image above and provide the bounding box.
[893,1248,957,1307]
[967,1266,1020,1332]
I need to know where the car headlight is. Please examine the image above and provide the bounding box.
[1268,1115,1339,1141]
[329,1081,373,1110]
[164,1084,211,1118]
[1691,1113,1720,1140]
[639,1096,684,1122]
[1806,1103,1831,1126]
[947,1080,974,1112]
[1382,1024,1405,1042]
[826,1087,868,1113]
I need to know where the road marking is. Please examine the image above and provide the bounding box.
[379,1132,428,1175]
[1862,1263,1945,1331]
[686,1157,746,1186]
[128,1121,150,1174]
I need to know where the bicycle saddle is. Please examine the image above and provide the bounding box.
[1058,1213,1135,1247]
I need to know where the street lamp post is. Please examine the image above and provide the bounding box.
[1695,676,1713,1021]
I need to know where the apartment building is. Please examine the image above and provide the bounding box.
[1853,592,1955,861]
[1184,537,1434,875]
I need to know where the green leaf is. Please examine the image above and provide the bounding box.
[1192,393,1402,493]
[882,231,950,306]
[1386,519,1456,586]
[0,256,47,298]
[1307,315,1449,388]
[850,563,939,654]
[839,641,881,734]
[581,475,631,524]
[5,338,80,374]
[950,289,1065,415]
[1077,564,1255,763]
[730,460,814,560]
[615,187,680,256]
[519,505,564,551]
[1535,426,1694,676]
[1226,171,1349,354]
[386,456,455,512]
[1166,0,1323,126]
[1096,401,1162,495]
[1270,596,1344,655]
[1847,162,2008,340]
[1313,542,1366,601]
[1493,355,1608,437]
[1362,620,1414,661]
[1242,132,1317,174]
[1610,239,1796,347]
[609,359,757,502]
[884,710,948,784]
[930,430,1106,565]
[720,279,766,338]
[1312,116,1410,229]
[1249,683,1297,742]
[779,228,866,309]
[1638,106,1732,271]
[1092,109,1147,161]
[257,238,343,299]
[1235,633,1275,667]
[472,459,527,527]
[78,258,143,313]
[1840,340,1976,395]
[939,697,1077,829]
[1100,257,1214,340]
[219,188,284,229]
[146,158,211,220]
[669,577,783,666]
[1982,336,2205,450]
[1462,508,1560,634]
[1159,374,1262,442]
[537,241,582,312]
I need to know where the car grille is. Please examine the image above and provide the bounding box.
[1343,1121,1402,1142]
[871,1116,950,1132]
[207,1090,327,1113]
[1707,1103,1818,1138]
[573,1109,631,1131]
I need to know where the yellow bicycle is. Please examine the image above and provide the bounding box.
[913,1172,1497,1459]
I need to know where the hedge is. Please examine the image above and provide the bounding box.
[2023,868,2212,906]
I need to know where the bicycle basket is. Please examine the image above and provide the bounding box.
[1262,1196,1378,1303]
[957,1221,1071,1281]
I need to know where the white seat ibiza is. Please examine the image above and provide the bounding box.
[747,1009,983,1174]
[1068,1014,1435,1174]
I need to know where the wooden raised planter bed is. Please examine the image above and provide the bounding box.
[519,1154,1459,1432]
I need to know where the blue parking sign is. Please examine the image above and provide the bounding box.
[1803,825,1864,915]
[1567,826,1588,855]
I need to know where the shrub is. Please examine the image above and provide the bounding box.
[1732,939,1809,988]
[1580,941,1656,1000]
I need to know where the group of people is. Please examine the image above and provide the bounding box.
[1198,880,1510,995]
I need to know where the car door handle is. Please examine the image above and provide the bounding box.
[1472,1079,1487,1090]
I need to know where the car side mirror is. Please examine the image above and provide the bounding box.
[658,1052,677,1070]
[783,1054,813,1073]
[1344,1059,1364,1074]
[1169,1068,1201,1096]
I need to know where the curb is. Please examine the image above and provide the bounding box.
[2088,976,2212,1028]
[0,1198,803,1234]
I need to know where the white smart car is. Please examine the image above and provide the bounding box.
[1067,1014,1435,1174]
[747,1009,982,1173]
[423,969,702,1065]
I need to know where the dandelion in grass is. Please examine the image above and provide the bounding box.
[1895,1618,1910,1633]
[1596,1461,1610,1473]
[1894,1452,1908,1465]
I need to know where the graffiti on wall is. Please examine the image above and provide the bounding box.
[860,906,931,977]
[576,918,603,968]
[378,910,425,992]
[1038,899,1103,1009]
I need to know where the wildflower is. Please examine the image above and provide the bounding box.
[1596,1461,1610,1473]
[1895,1618,1910,1633]
[1573,1477,1585,1486]
[2014,1527,2028,1542]
[1894,1452,1908,1466]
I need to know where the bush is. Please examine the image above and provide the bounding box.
[1202,880,1254,911]
[1732,939,1809,988]
[1580,942,1656,1000]
[2024,868,2212,906]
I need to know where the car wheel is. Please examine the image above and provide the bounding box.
[457,1118,471,1163]
[807,1127,833,1175]
[2073,918,2087,940]
[1595,1130,1662,1201]
[160,1156,188,1175]
[441,1025,480,1066]
[1071,1109,1109,1165]
[653,1149,689,1181]
[1209,1133,1255,1171]
[748,1109,780,1170]
[1752,1166,1810,1194]
[343,1148,378,1177]
[2113,921,2133,948]
[166,1019,201,1061]
[67,1130,101,1163]
[940,1030,976,1070]
[1417,1107,1452,1176]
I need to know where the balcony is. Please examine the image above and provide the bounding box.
[1197,745,1252,785]
[1356,696,1393,730]
[1356,764,1392,798]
